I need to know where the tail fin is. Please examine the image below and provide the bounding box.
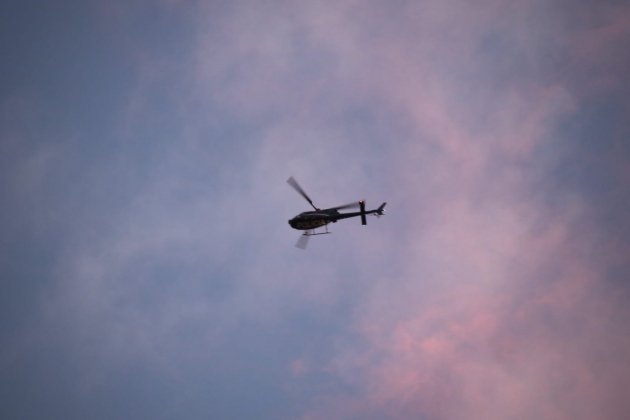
[376,202,386,216]
[360,201,367,225]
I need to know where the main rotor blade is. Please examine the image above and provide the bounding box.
[295,233,310,249]
[287,176,318,210]
[329,201,361,211]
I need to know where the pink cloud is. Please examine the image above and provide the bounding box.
[5,0,627,418]
[137,1,630,417]
[310,207,630,419]
[249,2,630,419]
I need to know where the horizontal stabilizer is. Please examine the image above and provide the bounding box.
[376,202,386,215]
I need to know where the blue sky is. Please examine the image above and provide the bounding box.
[1,1,629,419]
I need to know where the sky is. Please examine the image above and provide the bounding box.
[1,0,629,419]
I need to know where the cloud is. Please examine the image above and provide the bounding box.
[2,1,628,419]
[222,1,629,419]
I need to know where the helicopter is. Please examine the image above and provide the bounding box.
[287,176,386,249]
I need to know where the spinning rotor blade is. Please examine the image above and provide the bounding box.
[329,201,361,211]
[295,233,310,249]
[287,176,318,210]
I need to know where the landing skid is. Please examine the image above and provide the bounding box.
[303,231,331,236]
[296,227,331,249]
[304,224,332,236]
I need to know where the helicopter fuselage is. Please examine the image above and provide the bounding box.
[288,206,384,231]
[288,210,338,230]
[286,177,386,243]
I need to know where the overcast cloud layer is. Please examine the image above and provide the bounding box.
[1,1,629,419]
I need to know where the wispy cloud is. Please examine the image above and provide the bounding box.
[1,1,628,419]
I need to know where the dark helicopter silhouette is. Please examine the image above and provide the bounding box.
[287,176,386,249]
